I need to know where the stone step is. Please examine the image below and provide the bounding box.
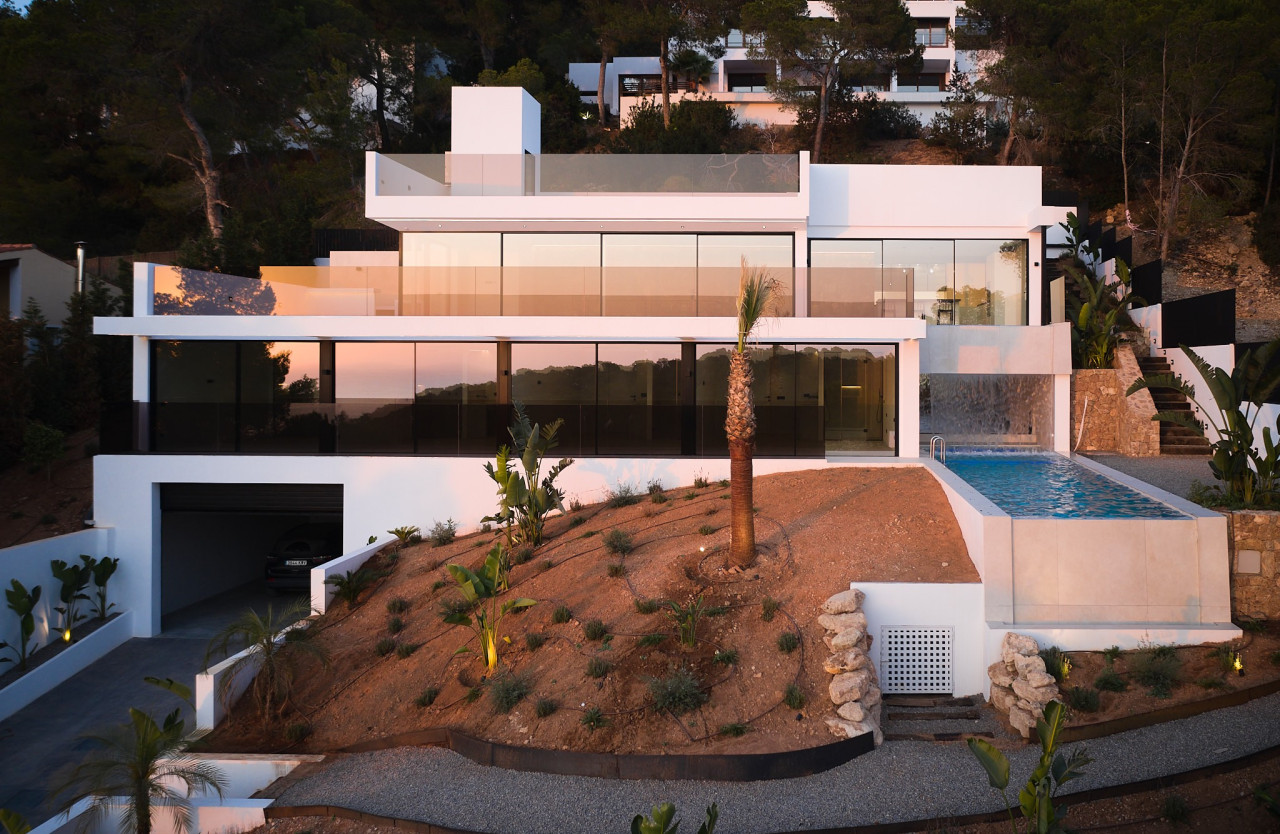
[884,730,997,742]
[884,707,983,721]
[1161,445,1211,456]
[882,694,979,708]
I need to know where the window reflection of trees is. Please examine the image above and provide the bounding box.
[153,267,277,315]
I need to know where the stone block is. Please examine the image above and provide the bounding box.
[822,589,865,615]
[1008,704,1038,738]
[861,684,882,708]
[823,648,870,675]
[1012,678,1057,705]
[1001,632,1039,664]
[989,683,1016,714]
[1012,653,1047,678]
[829,626,867,652]
[988,661,1014,689]
[836,701,865,723]
[829,670,872,704]
[1237,549,1262,574]
[818,611,867,634]
[825,717,861,739]
[1024,670,1057,689]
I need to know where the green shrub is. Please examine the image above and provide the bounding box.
[284,721,312,744]
[552,605,572,624]
[22,421,65,480]
[1162,794,1189,824]
[607,482,641,508]
[651,492,669,505]
[583,619,608,640]
[539,559,554,572]
[388,525,420,545]
[1210,644,1240,675]
[777,632,800,653]
[683,492,697,500]
[1195,675,1227,690]
[1102,645,1121,664]
[430,580,447,593]
[761,597,780,622]
[634,598,662,615]
[511,546,534,566]
[525,632,547,651]
[1039,646,1071,684]
[718,722,748,738]
[325,567,382,608]
[647,479,665,495]
[648,667,708,715]
[783,684,806,710]
[607,562,627,578]
[1065,686,1099,712]
[414,688,439,707]
[438,596,473,618]
[1094,667,1128,692]
[375,638,396,657]
[464,686,483,703]
[638,633,666,648]
[1270,650,1280,666]
[387,597,410,614]
[704,604,728,617]
[428,519,457,547]
[395,642,419,659]
[569,515,586,528]
[1133,647,1181,697]
[1237,617,1266,634]
[535,698,558,718]
[586,657,612,678]
[693,473,710,488]
[489,673,530,713]
[697,525,716,536]
[713,649,738,666]
[603,529,634,555]
[387,616,405,634]
[581,530,597,538]
[581,707,608,731]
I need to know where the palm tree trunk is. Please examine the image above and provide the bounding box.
[136,788,151,834]
[726,351,756,568]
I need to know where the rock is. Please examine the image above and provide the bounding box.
[1008,704,1038,738]
[829,626,867,651]
[818,611,867,633]
[868,700,882,727]
[824,648,870,675]
[1001,632,1040,665]
[836,701,866,723]
[1012,653,1047,679]
[988,661,1014,689]
[861,684,882,708]
[1025,670,1057,689]
[824,717,861,739]
[829,670,872,704]
[853,715,884,746]
[989,683,1017,713]
[1012,678,1057,705]
[822,588,866,615]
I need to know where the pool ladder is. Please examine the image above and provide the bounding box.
[929,435,947,464]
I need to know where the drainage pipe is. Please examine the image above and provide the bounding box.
[1073,395,1090,452]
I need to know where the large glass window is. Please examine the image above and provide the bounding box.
[402,233,501,316]
[954,240,1027,325]
[511,343,597,454]
[885,240,954,324]
[697,235,793,316]
[153,341,237,452]
[798,345,897,454]
[602,235,697,316]
[335,343,413,453]
[695,343,801,455]
[810,240,913,318]
[503,234,601,316]
[415,343,500,454]
[914,19,949,47]
[597,344,681,454]
[239,342,324,452]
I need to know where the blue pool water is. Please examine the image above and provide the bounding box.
[943,451,1187,519]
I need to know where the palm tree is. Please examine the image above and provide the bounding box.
[204,599,328,729]
[727,259,778,569]
[51,707,225,834]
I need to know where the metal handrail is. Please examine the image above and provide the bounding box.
[929,434,947,464]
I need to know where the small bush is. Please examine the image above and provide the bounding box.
[718,722,748,738]
[638,633,666,648]
[693,473,710,489]
[704,604,729,617]
[464,686,483,703]
[651,492,669,505]
[489,673,530,713]
[1102,645,1122,664]
[1133,646,1181,697]
[1065,686,1099,712]
[713,649,739,665]
[603,529,634,555]
[387,616,405,634]
[552,605,572,624]
[1094,667,1128,692]
[777,632,800,653]
[1210,644,1240,675]
[428,518,457,547]
[375,638,396,657]
[569,515,586,528]
[634,598,662,615]
[1195,675,1227,690]
[607,482,641,508]
[647,479,665,496]
[396,642,419,659]
[1270,649,1280,666]
[439,597,473,618]
[607,562,627,578]
[284,721,312,744]
[783,684,806,710]
[512,546,535,566]
[539,559,554,572]
[414,687,440,708]
[387,597,410,614]
[535,698,559,718]
[717,478,729,488]
[704,506,717,516]
[583,619,608,640]
[581,530,598,538]
[648,667,708,715]
[569,497,585,513]
[430,580,447,593]
[683,492,697,500]
[525,632,547,651]
[1237,617,1266,634]
[326,567,382,608]
[698,525,716,536]
[581,707,608,731]
[761,597,780,622]
[586,657,613,679]
[1161,794,1189,824]
[1039,646,1071,684]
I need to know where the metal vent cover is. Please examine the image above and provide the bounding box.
[879,626,953,694]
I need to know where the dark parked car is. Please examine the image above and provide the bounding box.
[265,523,343,591]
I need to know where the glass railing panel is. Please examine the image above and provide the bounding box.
[809,267,914,317]
[238,403,332,453]
[697,266,794,316]
[537,154,800,193]
[152,402,238,452]
[402,266,502,316]
[335,400,414,453]
[601,265,697,316]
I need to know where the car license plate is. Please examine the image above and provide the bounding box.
[285,559,309,567]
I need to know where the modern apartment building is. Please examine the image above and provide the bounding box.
[568,1,976,127]
[93,86,1071,636]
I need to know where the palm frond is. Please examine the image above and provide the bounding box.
[736,257,778,353]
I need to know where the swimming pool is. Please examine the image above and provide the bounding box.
[942,450,1187,519]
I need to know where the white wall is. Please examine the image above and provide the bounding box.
[0,529,113,656]
[451,87,540,155]
[918,322,1072,376]
[0,248,76,324]
[857,581,986,697]
[1159,344,1235,445]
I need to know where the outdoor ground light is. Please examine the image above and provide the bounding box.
[1234,652,1244,676]
[63,628,72,642]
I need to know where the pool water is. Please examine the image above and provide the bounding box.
[943,451,1187,519]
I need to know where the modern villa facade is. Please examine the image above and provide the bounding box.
[568,0,979,127]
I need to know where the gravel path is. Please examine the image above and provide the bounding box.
[272,691,1280,833]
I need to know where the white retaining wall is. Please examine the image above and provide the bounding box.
[194,621,310,732]
[0,612,133,722]
[313,537,394,614]
[856,581,986,697]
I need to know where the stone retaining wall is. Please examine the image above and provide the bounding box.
[1070,345,1160,457]
[1228,509,1280,620]
[820,588,883,747]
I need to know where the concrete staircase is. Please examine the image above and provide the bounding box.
[1136,355,1213,455]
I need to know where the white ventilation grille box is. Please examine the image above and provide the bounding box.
[880,626,953,694]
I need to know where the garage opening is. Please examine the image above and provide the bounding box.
[159,483,343,623]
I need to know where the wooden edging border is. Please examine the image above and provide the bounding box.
[337,726,875,782]
[1058,674,1280,743]
[267,741,1280,834]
